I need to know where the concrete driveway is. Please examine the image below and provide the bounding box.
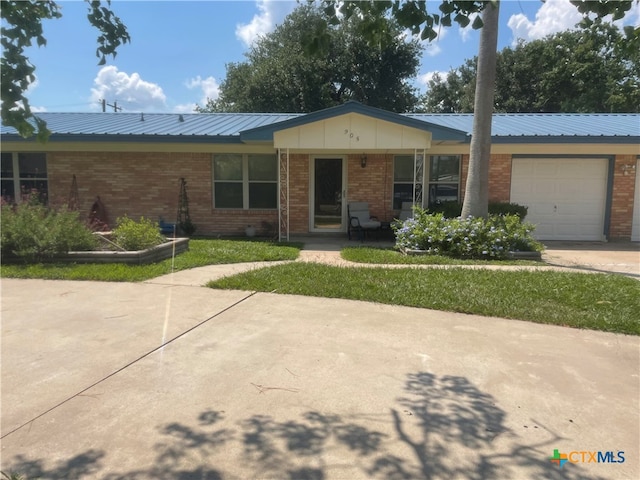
[1,277,638,479]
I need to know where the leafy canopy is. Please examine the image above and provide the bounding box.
[1,0,130,142]
[196,3,423,113]
[422,24,640,113]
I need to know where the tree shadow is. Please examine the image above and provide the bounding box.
[3,373,609,480]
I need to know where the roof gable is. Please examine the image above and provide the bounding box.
[240,101,468,143]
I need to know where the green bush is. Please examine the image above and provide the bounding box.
[1,202,97,261]
[393,207,542,259]
[427,201,528,220]
[112,216,165,250]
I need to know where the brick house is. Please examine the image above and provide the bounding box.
[2,102,639,241]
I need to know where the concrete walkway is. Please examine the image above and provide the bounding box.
[1,240,638,479]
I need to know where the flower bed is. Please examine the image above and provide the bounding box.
[2,237,189,265]
[394,208,543,260]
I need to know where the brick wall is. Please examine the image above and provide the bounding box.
[48,151,277,236]
[609,155,637,239]
[488,154,512,202]
[44,150,638,240]
[459,153,511,204]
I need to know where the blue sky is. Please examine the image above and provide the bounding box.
[20,0,640,113]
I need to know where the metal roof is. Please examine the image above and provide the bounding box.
[406,113,640,139]
[0,112,300,137]
[2,109,638,143]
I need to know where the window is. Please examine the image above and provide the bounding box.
[213,154,277,209]
[1,152,48,204]
[393,155,423,210]
[428,155,460,207]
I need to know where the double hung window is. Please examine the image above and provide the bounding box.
[1,152,48,204]
[213,154,277,209]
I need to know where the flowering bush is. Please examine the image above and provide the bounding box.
[393,207,542,259]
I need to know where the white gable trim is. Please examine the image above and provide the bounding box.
[274,113,431,150]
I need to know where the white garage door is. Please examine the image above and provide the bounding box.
[511,158,608,241]
[632,159,640,242]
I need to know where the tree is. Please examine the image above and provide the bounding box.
[317,0,639,218]
[460,1,499,219]
[196,4,423,113]
[422,24,640,113]
[1,0,130,142]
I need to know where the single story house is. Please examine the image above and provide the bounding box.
[2,101,639,241]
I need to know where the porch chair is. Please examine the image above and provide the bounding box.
[348,202,381,241]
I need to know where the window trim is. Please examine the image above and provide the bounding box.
[427,154,461,207]
[392,154,424,210]
[1,152,48,204]
[212,153,278,210]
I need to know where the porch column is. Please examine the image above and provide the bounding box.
[413,148,425,207]
[278,148,290,241]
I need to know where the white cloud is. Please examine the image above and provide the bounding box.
[186,75,220,103]
[508,0,640,45]
[459,12,481,42]
[236,0,296,48]
[418,70,448,89]
[507,0,582,43]
[90,66,167,111]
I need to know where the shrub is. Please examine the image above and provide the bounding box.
[112,216,165,250]
[489,202,528,220]
[1,202,97,261]
[393,207,542,259]
[427,201,528,220]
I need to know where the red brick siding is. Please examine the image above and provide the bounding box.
[43,150,638,239]
[488,154,512,202]
[609,154,637,239]
[48,151,278,236]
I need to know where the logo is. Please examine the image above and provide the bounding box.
[550,449,625,468]
[550,449,568,468]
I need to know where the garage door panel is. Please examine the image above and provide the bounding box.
[511,158,608,241]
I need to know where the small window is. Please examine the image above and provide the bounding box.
[0,152,48,204]
[393,155,423,210]
[213,153,277,209]
[428,155,460,207]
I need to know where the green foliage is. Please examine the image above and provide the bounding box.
[393,208,542,259]
[1,239,302,282]
[209,263,640,335]
[112,216,165,251]
[422,24,639,113]
[1,0,130,141]
[1,201,97,261]
[427,201,528,220]
[197,4,423,113]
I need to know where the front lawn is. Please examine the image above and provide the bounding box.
[208,263,640,335]
[0,239,301,282]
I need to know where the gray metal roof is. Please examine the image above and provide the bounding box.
[0,112,299,137]
[406,113,640,139]
[2,109,638,143]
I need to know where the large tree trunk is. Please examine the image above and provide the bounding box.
[461,1,500,219]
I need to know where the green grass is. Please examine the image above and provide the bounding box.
[341,246,542,265]
[0,239,301,282]
[208,263,640,335]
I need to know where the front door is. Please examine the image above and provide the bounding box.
[311,157,346,232]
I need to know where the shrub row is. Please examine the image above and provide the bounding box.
[393,207,542,260]
[1,201,166,261]
[428,201,528,220]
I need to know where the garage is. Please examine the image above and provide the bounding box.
[510,157,609,241]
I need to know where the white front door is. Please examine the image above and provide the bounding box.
[310,157,346,232]
[511,157,608,241]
